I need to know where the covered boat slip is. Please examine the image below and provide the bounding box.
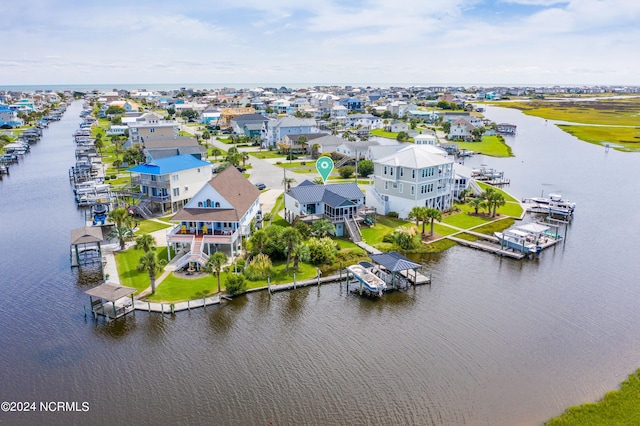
[70,226,104,269]
[85,282,136,320]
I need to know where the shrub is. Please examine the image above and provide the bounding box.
[110,174,117,179]
[225,274,247,296]
[244,253,273,280]
[301,161,306,166]
[387,211,399,218]
[307,237,338,265]
[339,166,355,179]
[104,176,111,181]
[275,161,282,165]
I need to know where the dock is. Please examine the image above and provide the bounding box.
[447,228,562,259]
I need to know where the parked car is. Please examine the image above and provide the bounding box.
[255,182,266,190]
[236,166,246,173]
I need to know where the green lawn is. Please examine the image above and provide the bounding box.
[361,216,413,245]
[456,135,513,157]
[135,219,173,234]
[441,212,491,228]
[114,247,169,294]
[476,182,519,202]
[147,272,219,302]
[370,128,401,139]
[470,217,515,235]
[547,368,640,425]
[558,124,640,152]
[250,150,287,159]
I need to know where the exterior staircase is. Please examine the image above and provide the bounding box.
[172,236,209,270]
[344,216,362,243]
[334,156,351,168]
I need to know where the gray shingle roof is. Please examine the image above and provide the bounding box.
[288,182,363,206]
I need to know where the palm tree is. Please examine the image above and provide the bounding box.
[425,208,442,236]
[491,193,506,217]
[281,227,302,272]
[108,225,135,251]
[137,251,164,295]
[108,207,133,229]
[310,219,335,237]
[135,233,156,252]
[205,251,227,294]
[282,177,295,192]
[241,152,250,167]
[470,197,483,215]
[249,229,268,255]
[297,135,308,154]
[408,206,426,229]
[482,187,496,215]
[211,147,221,161]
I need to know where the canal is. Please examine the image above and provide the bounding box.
[1,101,640,425]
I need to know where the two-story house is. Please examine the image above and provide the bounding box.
[127,113,180,147]
[448,117,475,141]
[166,167,261,268]
[366,145,455,218]
[262,116,319,148]
[127,154,213,214]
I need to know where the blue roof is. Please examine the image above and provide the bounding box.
[128,154,211,175]
[369,251,421,272]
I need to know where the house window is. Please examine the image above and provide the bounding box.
[172,174,179,181]
[215,202,220,207]
[197,168,201,173]
[411,185,415,195]
[198,201,203,207]
[390,168,393,176]
[383,166,388,175]
[173,188,180,197]
[399,168,404,177]
[150,128,155,133]
[384,181,388,190]
[399,183,403,193]
[412,170,415,179]
[184,186,188,193]
[206,199,212,207]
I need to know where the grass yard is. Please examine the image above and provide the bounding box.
[441,211,491,228]
[547,368,640,425]
[360,216,413,245]
[470,217,515,235]
[558,124,640,152]
[114,247,169,294]
[250,150,287,159]
[370,128,401,139]
[456,135,513,157]
[135,219,173,234]
[147,273,219,302]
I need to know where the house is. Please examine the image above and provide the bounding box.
[142,136,207,160]
[307,134,344,158]
[414,133,438,145]
[262,116,319,148]
[166,167,261,266]
[230,113,268,136]
[386,121,409,133]
[334,140,380,160]
[448,118,475,141]
[201,107,222,125]
[280,133,325,154]
[127,113,180,147]
[106,125,129,136]
[339,97,364,112]
[343,113,383,130]
[127,154,213,214]
[284,181,370,237]
[0,104,22,128]
[331,105,348,119]
[365,144,455,218]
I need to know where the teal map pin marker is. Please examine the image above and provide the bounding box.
[315,157,334,184]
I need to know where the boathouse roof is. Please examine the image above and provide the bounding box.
[370,251,420,272]
[85,282,136,302]
[70,226,103,245]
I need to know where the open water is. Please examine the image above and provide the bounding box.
[1,101,639,425]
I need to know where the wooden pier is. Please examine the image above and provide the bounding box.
[447,230,562,259]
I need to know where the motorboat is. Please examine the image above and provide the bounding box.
[494,229,541,254]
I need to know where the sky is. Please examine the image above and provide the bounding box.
[2,0,639,87]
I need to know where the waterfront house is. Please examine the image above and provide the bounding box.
[127,113,180,147]
[142,136,207,161]
[128,154,213,214]
[414,133,438,145]
[284,180,371,238]
[0,104,22,128]
[166,167,261,266]
[366,144,455,218]
[448,118,475,141]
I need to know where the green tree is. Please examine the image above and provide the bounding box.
[94,134,104,153]
[282,176,295,191]
[202,130,211,141]
[442,121,451,134]
[241,152,250,167]
[225,274,247,296]
[482,187,497,215]
[135,233,156,252]
[425,208,442,236]
[281,227,302,272]
[357,159,374,177]
[105,105,126,116]
[408,206,427,232]
[396,131,410,142]
[248,229,268,256]
[107,225,135,251]
[339,166,354,179]
[306,237,338,265]
[205,251,228,294]
[470,197,485,215]
[310,219,335,237]
[122,146,145,165]
[244,253,273,280]
[491,192,506,217]
[297,135,308,153]
[137,251,164,294]
[211,147,221,161]
[108,207,133,229]
[471,126,485,141]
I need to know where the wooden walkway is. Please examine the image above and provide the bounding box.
[133,295,221,314]
[447,236,528,259]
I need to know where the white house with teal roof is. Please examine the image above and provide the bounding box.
[128,154,213,214]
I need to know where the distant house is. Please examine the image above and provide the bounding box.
[106,125,129,136]
[343,113,383,130]
[127,113,180,147]
[0,104,22,128]
[414,133,438,145]
[366,144,455,218]
[262,116,319,148]
[331,105,348,119]
[230,113,268,137]
[201,107,221,125]
[307,134,344,158]
[339,97,364,112]
[166,167,261,266]
[284,181,368,237]
[335,140,380,160]
[448,118,475,141]
[142,136,207,161]
[386,121,409,133]
[127,154,213,214]
[280,133,325,154]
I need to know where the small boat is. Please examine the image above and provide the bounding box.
[92,203,109,225]
[522,193,576,217]
[494,230,541,254]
